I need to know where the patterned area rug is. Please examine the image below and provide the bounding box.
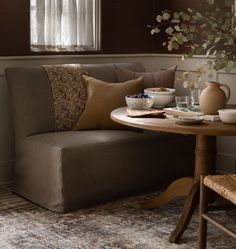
[0,185,235,249]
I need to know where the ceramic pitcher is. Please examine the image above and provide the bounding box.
[199,81,231,115]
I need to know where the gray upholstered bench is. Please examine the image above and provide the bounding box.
[6,62,195,213]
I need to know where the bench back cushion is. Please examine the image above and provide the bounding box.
[6,62,145,140]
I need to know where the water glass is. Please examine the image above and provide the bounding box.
[175,96,189,112]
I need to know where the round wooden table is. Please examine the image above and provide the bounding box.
[111,107,236,243]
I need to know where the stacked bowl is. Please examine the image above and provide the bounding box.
[144,87,176,107]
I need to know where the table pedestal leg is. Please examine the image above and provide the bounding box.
[142,177,194,209]
[142,135,216,243]
[169,181,199,242]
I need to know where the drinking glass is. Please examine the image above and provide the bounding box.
[175,96,189,112]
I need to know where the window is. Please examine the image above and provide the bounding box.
[30,0,100,52]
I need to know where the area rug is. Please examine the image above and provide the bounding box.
[0,185,235,249]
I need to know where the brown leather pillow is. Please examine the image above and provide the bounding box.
[73,76,143,130]
[115,66,177,89]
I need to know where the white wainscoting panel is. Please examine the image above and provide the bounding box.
[0,54,235,184]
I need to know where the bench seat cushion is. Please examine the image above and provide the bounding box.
[14,130,195,213]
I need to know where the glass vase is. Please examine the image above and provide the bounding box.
[190,88,201,112]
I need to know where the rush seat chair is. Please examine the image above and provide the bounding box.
[198,174,236,249]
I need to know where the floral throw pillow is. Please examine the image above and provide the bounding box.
[42,64,88,131]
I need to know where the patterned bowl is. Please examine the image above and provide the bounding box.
[125,94,154,110]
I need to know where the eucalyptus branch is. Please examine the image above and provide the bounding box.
[149,0,236,90]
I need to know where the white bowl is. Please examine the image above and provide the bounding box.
[218,109,236,124]
[144,88,176,107]
[125,95,154,110]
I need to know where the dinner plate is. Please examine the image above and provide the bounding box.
[174,115,204,125]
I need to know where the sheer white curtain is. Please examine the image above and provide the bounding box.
[31,0,99,51]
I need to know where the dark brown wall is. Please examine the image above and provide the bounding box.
[0,0,223,56]
[0,0,154,56]
[101,0,154,54]
[0,0,29,56]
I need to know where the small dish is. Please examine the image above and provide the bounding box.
[174,115,204,125]
[218,109,236,124]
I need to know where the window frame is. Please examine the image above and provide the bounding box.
[30,0,101,53]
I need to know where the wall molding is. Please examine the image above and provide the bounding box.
[1,53,235,76]
[0,53,228,60]
[0,53,153,61]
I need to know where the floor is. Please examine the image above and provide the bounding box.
[0,185,235,249]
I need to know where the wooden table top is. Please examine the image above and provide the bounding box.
[111,107,236,136]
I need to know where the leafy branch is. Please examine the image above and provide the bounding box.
[149,0,236,89]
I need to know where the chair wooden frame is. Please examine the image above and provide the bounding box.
[198,175,236,249]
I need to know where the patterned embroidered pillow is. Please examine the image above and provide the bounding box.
[42,64,88,131]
